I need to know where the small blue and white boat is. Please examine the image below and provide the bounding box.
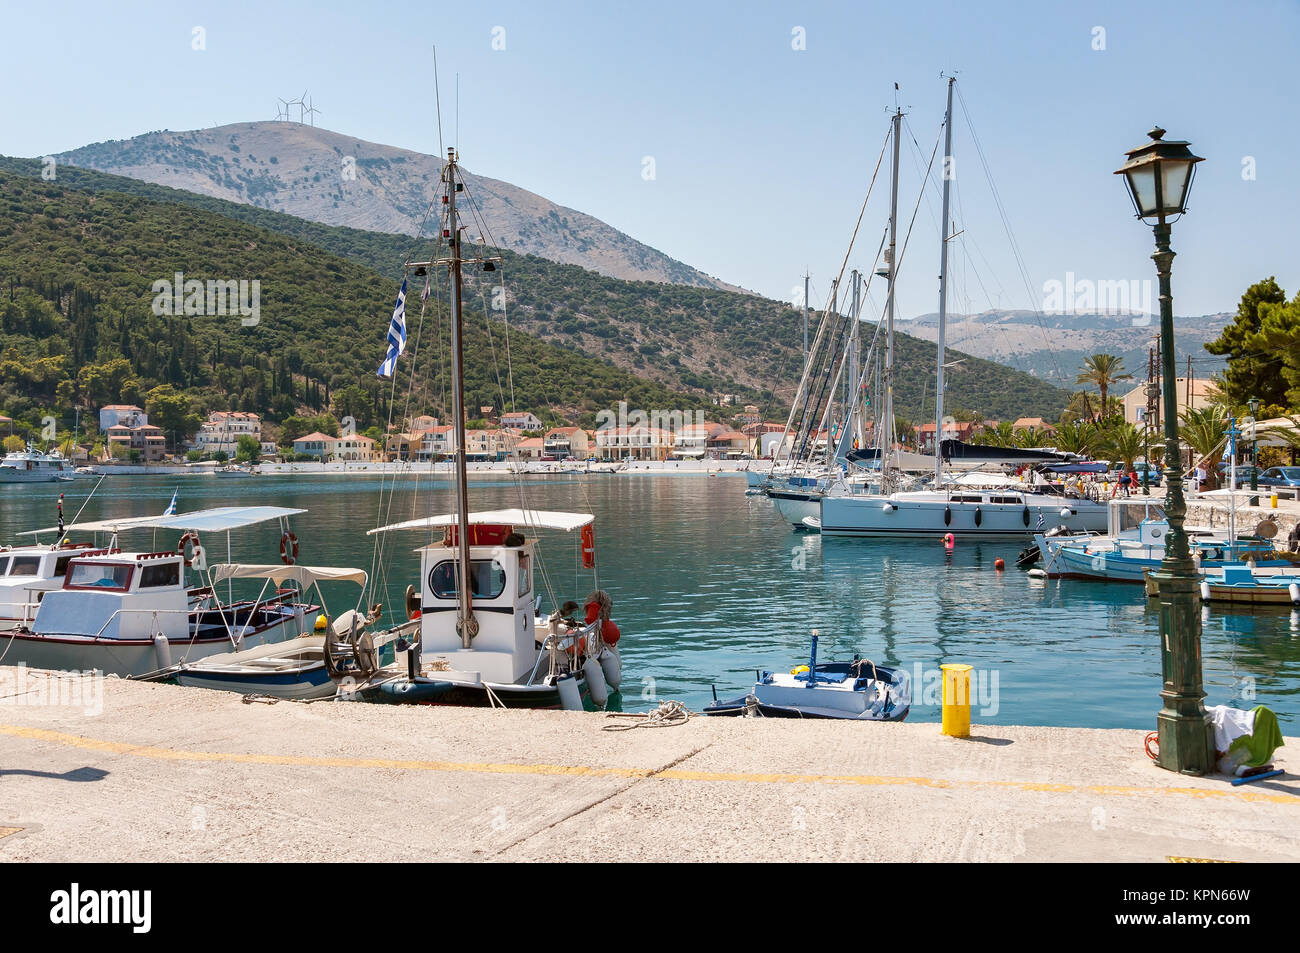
[704,634,910,720]
[173,635,335,699]
[1034,498,1284,582]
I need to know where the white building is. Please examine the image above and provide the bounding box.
[99,405,146,432]
[501,412,544,432]
[195,412,262,456]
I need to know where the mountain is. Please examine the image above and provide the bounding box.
[902,309,1231,391]
[0,157,1073,424]
[55,122,739,292]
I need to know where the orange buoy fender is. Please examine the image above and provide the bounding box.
[580,524,596,569]
[601,619,621,646]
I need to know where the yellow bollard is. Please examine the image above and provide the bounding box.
[941,663,974,738]
[1271,492,1278,509]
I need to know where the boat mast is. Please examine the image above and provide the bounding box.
[934,76,955,487]
[882,105,901,489]
[803,271,811,370]
[446,148,477,648]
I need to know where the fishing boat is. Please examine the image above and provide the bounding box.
[704,633,910,720]
[3,506,318,677]
[0,446,74,483]
[214,464,257,478]
[329,147,624,710]
[168,564,371,699]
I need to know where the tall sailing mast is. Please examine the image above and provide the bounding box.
[405,148,501,649]
[880,105,902,489]
[934,76,955,486]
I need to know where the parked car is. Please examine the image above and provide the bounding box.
[1216,462,1266,484]
[1132,463,1163,487]
[1257,466,1300,487]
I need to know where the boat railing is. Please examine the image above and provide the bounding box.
[532,617,600,686]
[84,607,196,644]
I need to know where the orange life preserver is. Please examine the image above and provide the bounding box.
[279,531,299,565]
[177,532,201,567]
[580,524,595,569]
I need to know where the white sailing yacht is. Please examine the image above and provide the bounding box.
[818,78,1108,539]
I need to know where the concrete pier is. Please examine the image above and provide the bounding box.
[0,667,1295,862]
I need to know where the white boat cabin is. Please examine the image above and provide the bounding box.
[415,523,540,685]
[33,551,190,641]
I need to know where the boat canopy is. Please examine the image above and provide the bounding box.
[937,439,1068,464]
[208,564,367,587]
[20,505,306,536]
[369,508,594,535]
[1046,462,1108,474]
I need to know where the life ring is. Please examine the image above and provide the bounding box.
[177,532,201,566]
[1144,731,1159,761]
[279,532,299,565]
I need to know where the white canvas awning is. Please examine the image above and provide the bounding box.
[20,505,306,536]
[208,564,367,587]
[369,508,593,535]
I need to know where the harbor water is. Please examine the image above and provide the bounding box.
[5,473,1298,729]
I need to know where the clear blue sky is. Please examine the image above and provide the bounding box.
[4,0,1296,321]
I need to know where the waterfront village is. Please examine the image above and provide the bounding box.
[0,375,1229,467]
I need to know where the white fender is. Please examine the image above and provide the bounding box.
[153,633,172,670]
[583,656,609,707]
[598,645,622,691]
[556,673,583,711]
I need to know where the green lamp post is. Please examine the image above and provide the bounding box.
[1116,127,1214,775]
[1248,396,1261,494]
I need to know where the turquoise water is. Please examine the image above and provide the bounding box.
[4,473,1299,730]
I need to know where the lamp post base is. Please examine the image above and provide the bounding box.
[1150,568,1215,775]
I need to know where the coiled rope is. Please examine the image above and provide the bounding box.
[603,699,694,731]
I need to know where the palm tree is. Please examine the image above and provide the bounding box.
[1104,422,1144,472]
[1054,419,1100,456]
[1260,415,1300,466]
[1076,354,1133,420]
[1179,405,1228,489]
[1014,427,1048,448]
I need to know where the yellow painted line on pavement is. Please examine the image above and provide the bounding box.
[2,723,1296,806]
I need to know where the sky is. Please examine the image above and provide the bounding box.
[3,0,1297,323]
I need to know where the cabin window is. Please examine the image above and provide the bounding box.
[990,496,1023,504]
[139,562,181,588]
[8,556,40,576]
[952,495,983,504]
[517,554,532,597]
[0,558,8,576]
[428,559,507,600]
[53,555,75,577]
[67,563,132,590]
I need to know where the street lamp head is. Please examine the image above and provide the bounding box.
[1115,127,1204,222]
[1249,396,1261,416]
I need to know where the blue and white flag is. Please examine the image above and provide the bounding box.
[1035,511,1044,531]
[163,488,178,516]
[377,277,408,379]
[421,272,431,303]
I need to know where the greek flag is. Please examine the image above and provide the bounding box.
[163,488,178,516]
[421,272,431,303]
[376,277,408,379]
[1035,512,1044,531]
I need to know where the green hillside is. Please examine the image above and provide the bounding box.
[0,170,718,440]
[0,156,1071,426]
